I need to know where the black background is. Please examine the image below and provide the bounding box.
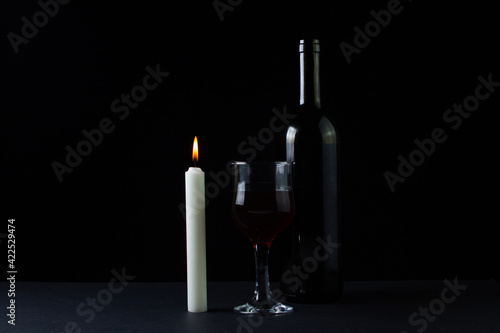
[2,0,499,283]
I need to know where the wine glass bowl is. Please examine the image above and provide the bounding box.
[231,161,295,315]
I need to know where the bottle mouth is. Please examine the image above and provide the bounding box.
[299,39,320,53]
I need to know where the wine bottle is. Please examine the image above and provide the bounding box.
[279,38,343,303]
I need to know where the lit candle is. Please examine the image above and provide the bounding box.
[185,136,207,313]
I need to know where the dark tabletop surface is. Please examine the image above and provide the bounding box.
[1,280,499,333]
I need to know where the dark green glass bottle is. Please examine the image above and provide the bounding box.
[279,38,343,303]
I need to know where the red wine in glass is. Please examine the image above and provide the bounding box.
[232,190,294,247]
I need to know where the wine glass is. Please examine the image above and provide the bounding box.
[231,161,295,315]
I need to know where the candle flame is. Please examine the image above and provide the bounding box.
[192,136,199,163]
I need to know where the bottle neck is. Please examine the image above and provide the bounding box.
[299,39,321,109]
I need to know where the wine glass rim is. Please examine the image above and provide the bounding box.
[232,161,293,166]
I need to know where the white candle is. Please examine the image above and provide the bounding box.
[185,136,207,313]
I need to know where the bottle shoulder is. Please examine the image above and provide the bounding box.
[287,104,339,135]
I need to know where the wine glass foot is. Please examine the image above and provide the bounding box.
[233,302,293,315]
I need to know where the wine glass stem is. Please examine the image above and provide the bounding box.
[253,243,272,306]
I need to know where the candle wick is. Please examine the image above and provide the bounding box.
[194,161,197,168]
